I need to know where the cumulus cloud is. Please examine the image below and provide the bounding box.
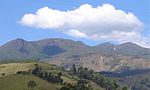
[19,4,150,47]
[65,29,87,38]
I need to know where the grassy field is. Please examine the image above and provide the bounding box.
[0,62,34,76]
[0,62,61,76]
[0,62,105,90]
[0,62,63,90]
[0,74,58,90]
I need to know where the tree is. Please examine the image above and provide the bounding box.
[60,86,70,90]
[108,81,119,90]
[58,72,62,77]
[27,80,36,90]
[122,87,128,90]
[75,79,90,90]
[2,73,5,76]
[69,64,76,76]
[32,64,39,75]
[77,67,84,78]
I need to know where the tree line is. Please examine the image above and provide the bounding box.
[67,64,128,90]
[31,63,63,84]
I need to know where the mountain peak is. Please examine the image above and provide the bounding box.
[119,42,143,48]
[121,42,137,45]
[95,42,114,47]
[1,38,27,46]
[14,38,26,42]
[101,42,114,45]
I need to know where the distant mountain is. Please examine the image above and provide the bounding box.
[115,42,150,59]
[0,38,88,60]
[0,38,150,72]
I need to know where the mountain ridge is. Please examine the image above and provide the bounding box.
[0,38,150,72]
[2,38,150,49]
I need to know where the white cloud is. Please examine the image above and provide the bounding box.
[65,29,87,38]
[19,4,150,48]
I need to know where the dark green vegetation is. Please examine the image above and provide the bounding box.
[0,62,128,90]
[68,64,127,90]
[117,71,150,90]
[27,80,37,90]
[101,69,150,90]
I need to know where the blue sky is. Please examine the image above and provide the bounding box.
[0,0,149,47]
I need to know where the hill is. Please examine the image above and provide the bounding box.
[0,62,109,90]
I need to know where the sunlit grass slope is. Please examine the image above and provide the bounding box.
[0,74,58,90]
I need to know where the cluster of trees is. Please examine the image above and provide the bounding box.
[69,64,128,90]
[30,64,91,90]
[60,79,91,90]
[31,64,63,84]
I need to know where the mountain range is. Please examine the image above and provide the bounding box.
[0,38,150,72]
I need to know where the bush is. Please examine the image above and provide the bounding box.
[17,71,30,75]
[27,80,36,90]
